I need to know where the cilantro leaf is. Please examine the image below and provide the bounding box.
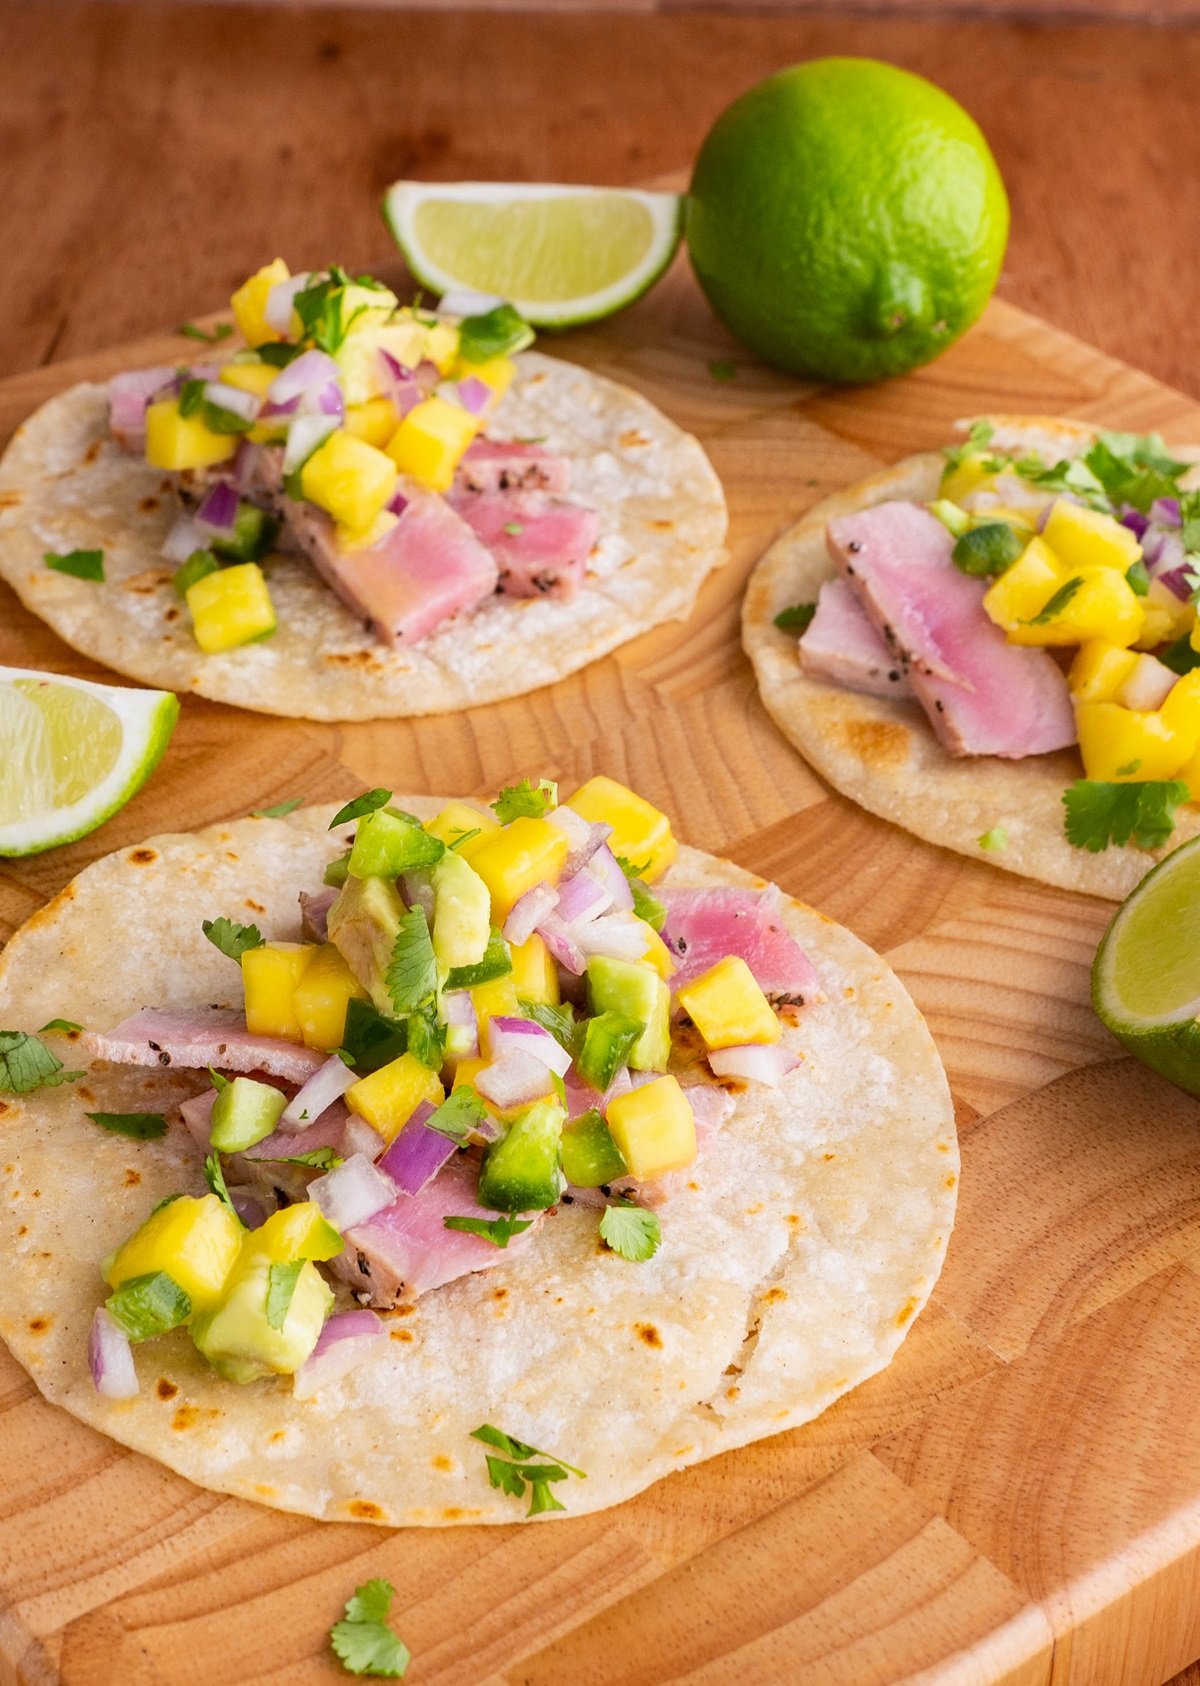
[471,1423,585,1478]
[340,999,408,1075]
[517,999,575,1050]
[1021,576,1083,626]
[485,1454,527,1497]
[473,1424,584,1516]
[44,548,105,582]
[405,1004,445,1071]
[942,420,997,472]
[1160,635,1200,677]
[527,1477,568,1516]
[39,1018,82,1034]
[615,855,666,930]
[265,1260,305,1331]
[255,1147,343,1171]
[502,521,524,536]
[202,916,264,962]
[386,906,437,1014]
[457,303,535,365]
[443,926,512,991]
[448,826,481,851]
[253,798,303,818]
[0,1031,83,1094]
[329,788,392,830]
[425,1085,489,1144]
[1125,560,1150,597]
[85,1110,168,1140]
[443,1214,533,1248]
[179,321,234,343]
[599,1201,662,1262]
[203,1152,239,1218]
[773,602,816,633]
[1063,778,1189,853]
[330,1578,411,1678]
[293,269,377,357]
[491,778,557,823]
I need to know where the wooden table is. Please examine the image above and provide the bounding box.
[5,6,1200,1684]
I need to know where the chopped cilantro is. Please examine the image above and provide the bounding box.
[599,1201,661,1262]
[1125,560,1150,597]
[329,788,392,829]
[253,798,303,818]
[265,1260,305,1330]
[39,1018,82,1034]
[942,420,1002,474]
[257,340,304,368]
[1063,778,1188,852]
[386,906,437,1014]
[448,826,481,851]
[0,1031,83,1094]
[471,1423,585,1517]
[708,360,736,382]
[179,321,233,343]
[340,1000,408,1074]
[443,1214,533,1248]
[330,1578,411,1679]
[404,1004,445,1070]
[178,378,206,419]
[256,1147,343,1171]
[44,548,104,582]
[106,1270,192,1342]
[1180,489,1200,557]
[977,827,1009,853]
[444,927,512,991]
[615,855,666,930]
[457,303,534,364]
[1159,635,1200,677]
[773,602,816,633]
[1021,576,1083,626]
[518,999,575,1050]
[491,778,557,823]
[293,266,380,356]
[202,916,264,962]
[85,1111,168,1140]
[425,1085,489,1144]
[1115,759,1143,777]
[203,1151,239,1218]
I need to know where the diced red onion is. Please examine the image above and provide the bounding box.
[264,272,311,335]
[179,1088,217,1149]
[1150,496,1181,527]
[89,1306,139,1399]
[379,349,423,418]
[555,871,610,926]
[1118,653,1177,713]
[203,381,260,424]
[195,480,239,536]
[282,1054,357,1131]
[260,394,301,420]
[267,348,340,407]
[230,440,264,491]
[283,414,338,476]
[442,990,479,1060]
[503,881,559,947]
[537,913,586,976]
[108,365,178,443]
[457,376,492,416]
[162,513,210,564]
[1121,508,1151,542]
[388,489,411,517]
[707,1043,799,1087]
[1148,530,1190,598]
[585,844,634,912]
[438,286,505,317]
[488,1016,573,1078]
[476,1048,557,1109]
[313,380,345,421]
[293,1309,385,1401]
[309,1152,396,1232]
[231,1190,267,1228]
[575,911,648,963]
[546,806,611,875]
[415,358,441,393]
[401,870,435,917]
[378,1100,457,1195]
[343,1114,386,1163]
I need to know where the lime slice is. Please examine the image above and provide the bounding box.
[0,667,179,857]
[1093,834,1200,1094]
[383,182,685,328]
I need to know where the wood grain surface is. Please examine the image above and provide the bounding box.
[4,250,1200,1683]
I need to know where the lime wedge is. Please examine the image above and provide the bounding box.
[1093,834,1200,1094]
[383,181,685,328]
[0,667,179,857]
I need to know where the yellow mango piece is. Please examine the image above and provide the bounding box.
[1005,567,1144,649]
[470,817,570,923]
[230,258,290,346]
[103,1194,242,1314]
[145,399,237,471]
[676,956,780,1050]
[509,933,559,1006]
[1043,498,1141,573]
[565,776,677,882]
[455,355,516,404]
[982,537,1063,631]
[1068,640,1140,703]
[217,360,277,398]
[981,505,1037,534]
[242,942,317,1043]
[384,396,479,492]
[335,510,398,556]
[346,1053,444,1143]
[300,430,397,532]
[939,453,994,505]
[1074,702,1193,782]
[1159,671,1200,737]
[424,801,499,862]
[241,1201,343,1264]
[185,562,277,654]
[605,1075,697,1180]
[345,398,401,449]
[637,923,677,981]
[293,943,368,1051]
[1175,741,1200,803]
[470,973,522,1056]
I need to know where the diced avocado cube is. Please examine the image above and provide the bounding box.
[185,561,276,653]
[242,941,317,1043]
[565,776,677,881]
[431,849,491,971]
[191,1253,333,1383]
[327,874,404,1014]
[212,501,279,563]
[477,1099,565,1213]
[102,1193,242,1315]
[209,1075,288,1153]
[293,943,368,1051]
[605,1076,697,1181]
[586,956,670,1071]
[561,1109,627,1188]
[675,956,780,1050]
[576,1010,644,1093]
[348,807,445,880]
[952,521,1024,578]
[345,1052,444,1144]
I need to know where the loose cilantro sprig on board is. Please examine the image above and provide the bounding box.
[1063,779,1188,853]
[0,1031,83,1094]
[330,1578,411,1678]
[471,1424,586,1517]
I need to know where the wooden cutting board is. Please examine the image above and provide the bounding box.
[3,262,1200,1686]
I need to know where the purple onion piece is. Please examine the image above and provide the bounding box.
[457,376,491,416]
[281,1054,357,1131]
[89,1307,139,1399]
[388,489,411,517]
[585,845,634,913]
[195,479,239,536]
[1120,508,1151,542]
[231,1190,267,1228]
[537,913,586,976]
[503,880,559,947]
[162,513,210,565]
[708,1043,799,1088]
[476,1048,558,1109]
[378,1101,457,1196]
[555,870,610,926]
[293,1309,385,1401]
[1150,496,1181,527]
[309,1153,397,1231]
[488,1015,573,1078]
[202,381,260,424]
[268,347,341,407]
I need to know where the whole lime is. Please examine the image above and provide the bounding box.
[686,58,1009,383]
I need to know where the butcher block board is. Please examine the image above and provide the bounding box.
[4,262,1200,1686]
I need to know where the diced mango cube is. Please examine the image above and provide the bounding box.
[346,1052,444,1143]
[345,398,401,449]
[455,355,516,404]
[300,430,397,532]
[509,933,559,1006]
[424,801,499,862]
[384,396,479,492]
[1043,499,1141,573]
[1176,740,1200,803]
[939,452,995,505]
[1159,670,1200,737]
[981,537,1063,629]
[185,562,277,653]
[470,973,522,1056]
[218,360,278,398]
[103,1194,242,1314]
[605,1075,697,1180]
[469,817,570,923]
[1135,585,1194,651]
[986,538,1144,648]
[565,777,677,882]
[293,943,368,1051]
[638,923,677,981]
[241,1201,344,1264]
[230,258,290,346]
[676,956,780,1049]
[1074,702,1193,782]
[242,942,317,1043]
[1068,640,1140,703]
[145,399,237,471]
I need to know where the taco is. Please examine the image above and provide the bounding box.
[0,264,726,722]
[0,777,954,1526]
[744,417,1200,898]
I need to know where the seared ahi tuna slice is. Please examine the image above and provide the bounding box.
[449,490,598,600]
[280,488,498,645]
[332,1155,540,1306]
[88,1007,324,1084]
[455,438,571,496]
[659,887,822,998]
[799,578,915,700]
[299,887,336,944]
[827,501,1076,758]
[610,1082,737,1208]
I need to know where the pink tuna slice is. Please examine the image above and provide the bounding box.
[659,887,821,998]
[331,1155,540,1306]
[234,1101,352,1203]
[281,486,498,645]
[87,1007,324,1084]
[455,438,572,496]
[604,1080,737,1209]
[827,501,1076,758]
[299,887,336,944]
[447,490,598,600]
[799,577,915,700]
